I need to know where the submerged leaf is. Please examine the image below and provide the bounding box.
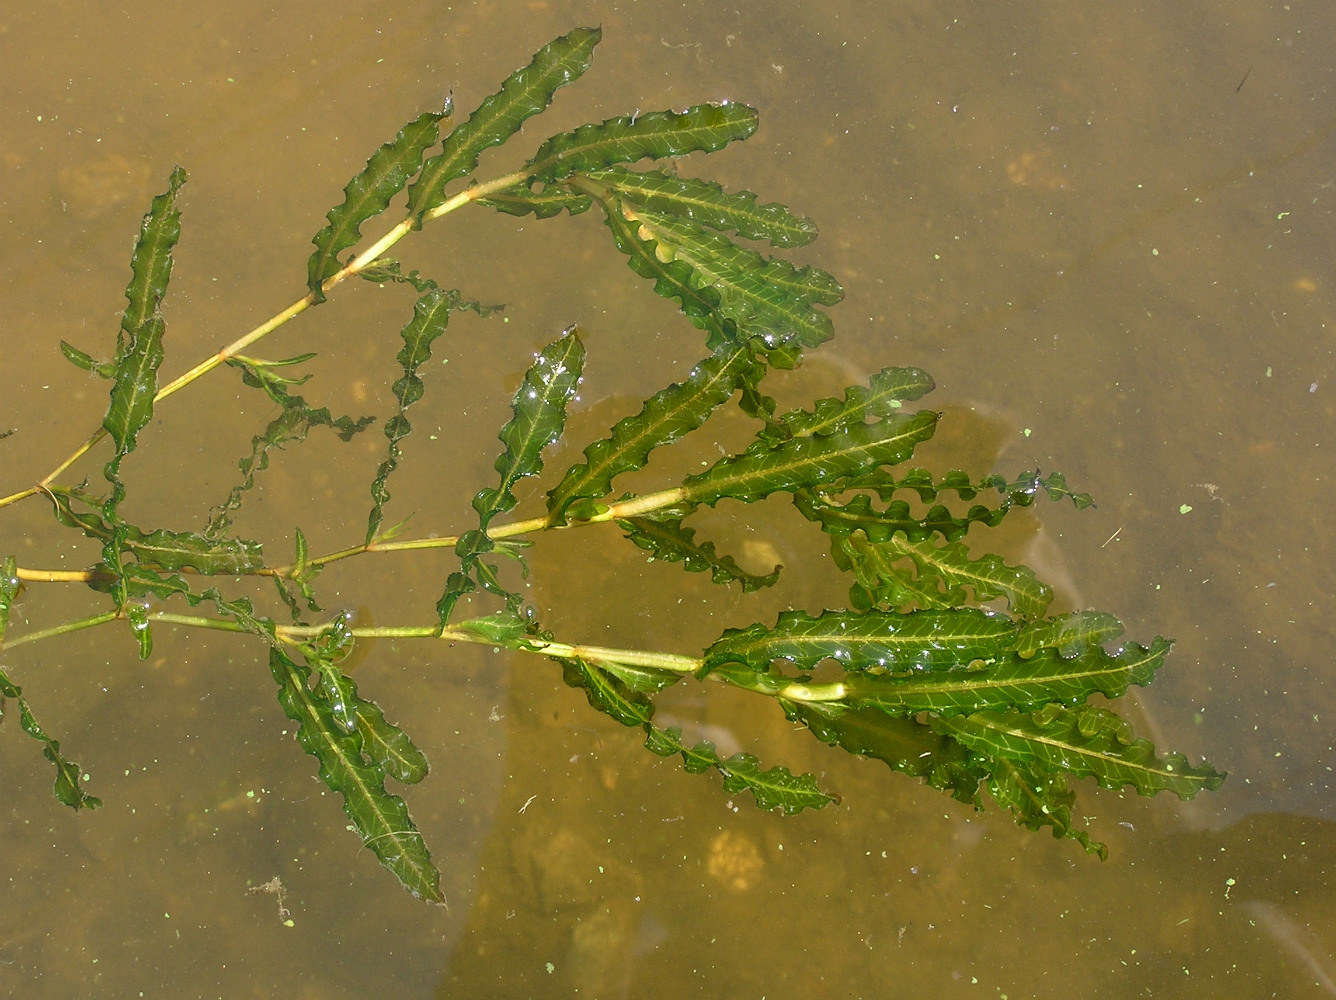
[643,725,834,813]
[619,515,781,591]
[526,103,758,182]
[593,191,732,347]
[269,647,441,902]
[308,110,446,301]
[808,632,1169,717]
[832,531,1053,619]
[104,166,187,460]
[0,556,102,811]
[561,657,831,812]
[705,607,1025,676]
[934,703,1226,800]
[59,340,115,379]
[207,360,375,539]
[547,343,762,522]
[627,203,841,349]
[478,184,592,219]
[987,756,1106,859]
[787,701,987,806]
[474,328,585,525]
[407,27,601,221]
[763,366,936,445]
[683,409,938,507]
[367,288,454,544]
[587,166,818,247]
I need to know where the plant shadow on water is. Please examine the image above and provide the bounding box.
[3,5,1335,999]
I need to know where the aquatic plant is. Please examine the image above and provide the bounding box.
[0,28,1223,902]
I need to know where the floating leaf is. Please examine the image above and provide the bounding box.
[307,109,446,301]
[407,27,601,221]
[547,343,762,522]
[683,409,939,507]
[367,288,454,544]
[934,703,1227,799]
[269,647,441,902]
[526,103,758,182]
[619,515,780,591]
[587,165,818,247]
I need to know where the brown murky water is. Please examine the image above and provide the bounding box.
[3,3,1334,998]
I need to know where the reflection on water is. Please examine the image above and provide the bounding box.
[3,2,1335,998]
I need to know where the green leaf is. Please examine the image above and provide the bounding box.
[642,724,834,813]
[353,697,430,785]
[562,655,658,728]
[810,632,1170,717]
[841,467,1094,512]
[407,27,601,221]
[269,647,441,902]
[45,488,265,576]
[934,703,1227,800]
[59,340,115,378]
[592,191,733,349]
[454,610,535,645]
[761,366,936,445]
[682,409,938,507]
[587,165,818,247]
[104,166,187,460]
[0,556,102,811]
[795,489,1009,546]
[705,607,1026,676]
[786,701,986,806]
[547,343,762,522]
[987,757,1106,859]
[437,331,583,626]
[619,515,780,592]
[367,288,454,544]
[473,328,585,525]
[626,203,841,349]
[208,360,375,538]
[561,656,831,812]
[832,531,1053,619]
[307,109,446,301]
[526,103,758,182]
[121,525,264,575]
[477,184,592,219]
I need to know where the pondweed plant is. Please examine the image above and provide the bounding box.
[0,28,1224,903]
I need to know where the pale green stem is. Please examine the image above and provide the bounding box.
[1,170,531,512]
[0,610,120,650]
[146,612,704,673]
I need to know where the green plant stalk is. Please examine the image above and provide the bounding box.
[9,484,701,585]
[0,172,531,513]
